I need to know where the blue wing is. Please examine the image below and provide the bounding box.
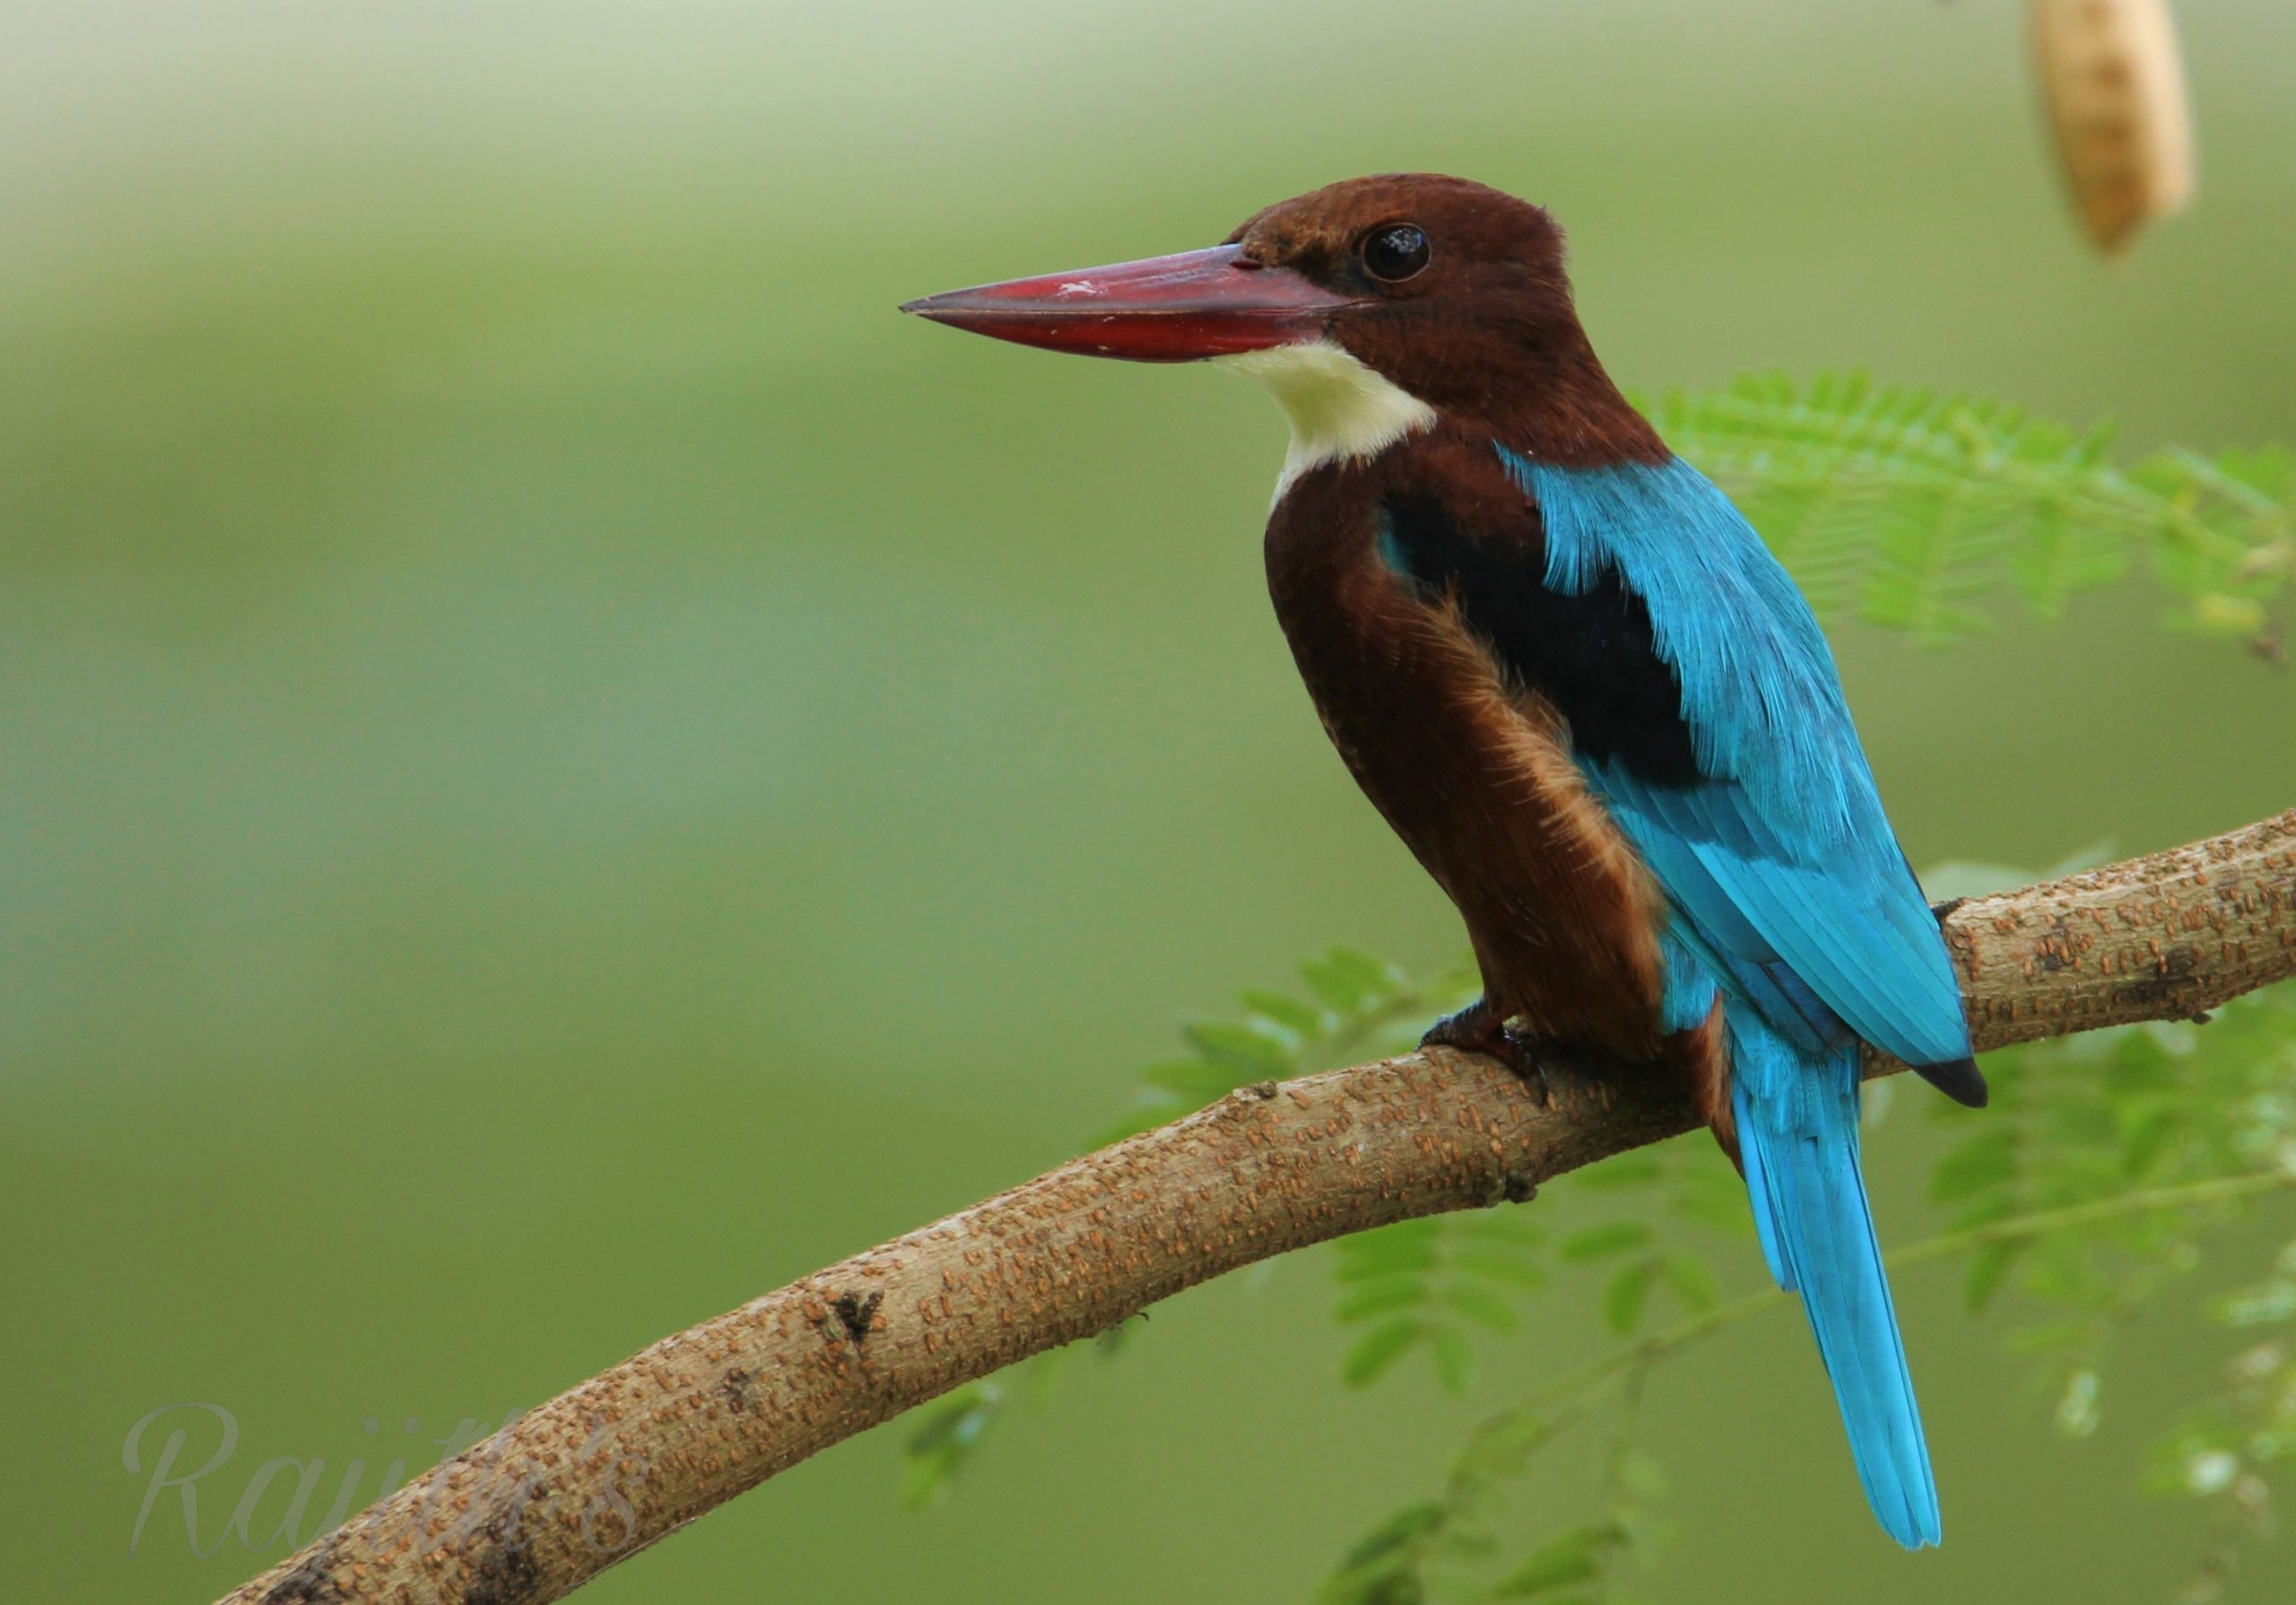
[1497,449,1977,1083]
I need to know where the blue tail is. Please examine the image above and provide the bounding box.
[1731,1015,1942,1548]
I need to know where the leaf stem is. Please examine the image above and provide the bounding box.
[1477,1167,2296,1435]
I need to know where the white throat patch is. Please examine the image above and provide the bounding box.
[1217,339,1437,500]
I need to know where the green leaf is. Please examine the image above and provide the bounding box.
[1182,1018,1292,1075]
[1961,1238,2024,1313]
[1239,987,1326,1037]
[1318,1500,1442,1605]
[900,1384,1005,1509]
[1439,1524,1503,1562]
[1444,1282,1521,1333]
[1343,1320,1423,1388]
[1302,946,1400,1013]
[1452,1409,1556,1484]
[2118,1107,2182,1178]
[1657,1251,1720,1313]
[1136,1058,1242,1101]
[1336,1281,1431,1322]
[1642,372,2292,648]
[1604,1260,1658,1336]
[1489,1524,1614,1597]
[1338,1225,1442,1280]
[1929,1128,2019,1203]
[1431,1325,1474,1393]
[1452,1249,1548,1289]
[1560,1222,1653,1262]
[1337,1500,1446,1569]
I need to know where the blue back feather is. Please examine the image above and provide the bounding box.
[1494,449,1972,1068]
[1500,449,1959,1548]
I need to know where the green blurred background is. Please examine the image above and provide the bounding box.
[4,1,2292,1599]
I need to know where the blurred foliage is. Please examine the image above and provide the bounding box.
[901,1322,1142,1511]
[900,375,2296,1602]
[1651,373,2295,649]
[1093,946,1477,1145]
[2153,1236,2296,1605]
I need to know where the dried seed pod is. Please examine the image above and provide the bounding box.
[2029,0,2196,254]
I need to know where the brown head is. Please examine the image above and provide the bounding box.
[902,173,1660,467]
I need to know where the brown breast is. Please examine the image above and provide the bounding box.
[1262,432,1667,1060]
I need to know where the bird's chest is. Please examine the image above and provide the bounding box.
[1265,516,1500,816]
[1263,478,1666,1049]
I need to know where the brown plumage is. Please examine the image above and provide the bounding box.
[1265,423,1733,1133]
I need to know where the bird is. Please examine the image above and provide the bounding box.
[902,173,1986,1549]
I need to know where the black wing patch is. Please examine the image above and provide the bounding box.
[1379,492,1703,787]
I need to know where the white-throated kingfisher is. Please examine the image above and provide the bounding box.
[904,174,1986,1548]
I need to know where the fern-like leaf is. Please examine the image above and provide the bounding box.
[1645,372,2292,647]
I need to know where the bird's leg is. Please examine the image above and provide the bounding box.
[1419,996,1550,1105]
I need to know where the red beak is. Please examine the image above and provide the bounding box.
[900,244,1359,362]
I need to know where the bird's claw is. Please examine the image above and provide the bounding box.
[1420,1001,1552,1105]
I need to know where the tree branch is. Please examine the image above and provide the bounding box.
[221,810,2296,1605]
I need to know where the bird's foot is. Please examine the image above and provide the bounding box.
[1420,999,1550,1105]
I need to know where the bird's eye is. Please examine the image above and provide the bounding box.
[1361,223,1431,283]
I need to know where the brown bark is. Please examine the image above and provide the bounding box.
[221,810,2296,1605]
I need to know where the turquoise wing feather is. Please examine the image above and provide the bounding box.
[1497,448,1970,1548]
[1498,449,1974,1073]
